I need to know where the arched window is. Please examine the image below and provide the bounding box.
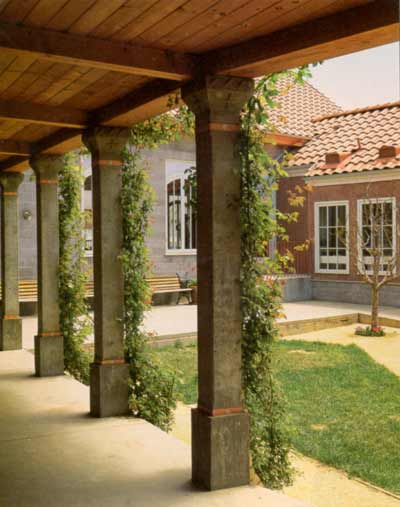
[166,173,196,252]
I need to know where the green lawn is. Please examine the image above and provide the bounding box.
[152,340,400,494]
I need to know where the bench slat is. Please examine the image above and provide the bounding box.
[2,275,191,304]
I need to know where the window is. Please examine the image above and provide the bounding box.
[315,201,349,273]
[83,174,93,257]
[357,198,396,274]
[166,174,196,252]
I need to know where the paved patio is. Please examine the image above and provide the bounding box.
[21,300,400,350]
[0,348,312,507]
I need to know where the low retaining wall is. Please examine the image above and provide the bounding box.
[280,275,312,302]
[149,312,400,347]
[277,313,359,336]
[312,280,400,308]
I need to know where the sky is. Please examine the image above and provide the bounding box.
[309,42,400,111]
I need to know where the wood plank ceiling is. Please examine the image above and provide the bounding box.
[0,0,398,172]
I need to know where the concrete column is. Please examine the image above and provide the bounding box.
[0,172,24,350]
[182,76,254,491]
[31,155,64,377]
[83,127,130,418]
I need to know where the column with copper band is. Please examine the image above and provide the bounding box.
[31,155,64,376]
[0,172,24,350]
[83,127,130,417]
[182,76,254,490]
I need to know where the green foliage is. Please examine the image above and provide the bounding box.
[121,143,177,432]
[58,152,92,384]
[119,108,195,431]
[239,68,312,488]
[130,104,194,148]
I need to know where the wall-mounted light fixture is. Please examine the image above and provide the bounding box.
[22,210,32,221]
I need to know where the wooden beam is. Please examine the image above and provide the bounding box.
[0,156,29,173]
[35,129,83,155]
[0,22,195,81]
[204,0,399,77]
[0,140,32,156]
[91,79,181,126]
[0,100,87,128]
[0,77,181,172]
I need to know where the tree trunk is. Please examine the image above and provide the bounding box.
[371,287,379,328]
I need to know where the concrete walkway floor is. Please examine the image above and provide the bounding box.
[0,349,312,507]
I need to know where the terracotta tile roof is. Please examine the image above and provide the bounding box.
[267,76,342,137]
[290,102,400,176]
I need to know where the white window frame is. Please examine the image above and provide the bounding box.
[357,197,396,276]
[314,200,349,274]
[81,166,93,258]
[165,159,196,256]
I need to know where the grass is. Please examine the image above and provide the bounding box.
[152,339,400,494]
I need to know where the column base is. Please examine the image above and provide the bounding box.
[0,317,22,351]
[90,362,130,417]
[192,408,250,490]
[34,334,64,376]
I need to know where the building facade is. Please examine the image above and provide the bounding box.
[278,102,400,306]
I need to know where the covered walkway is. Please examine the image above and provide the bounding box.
[0,0,398,500]
[0,349,311,507]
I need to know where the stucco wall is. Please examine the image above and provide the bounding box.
[2,171,38,280]
[143,139,197,280]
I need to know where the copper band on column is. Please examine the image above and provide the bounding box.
[3,314,19,320]
[37,332,62,337]
[197,404,244,416]
[39,179,58,185]
[197,122,241,134]
[95,160,122,167]
[3,192,17,196]
[94,359,126,365]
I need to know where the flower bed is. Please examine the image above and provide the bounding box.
[355,325,386,337]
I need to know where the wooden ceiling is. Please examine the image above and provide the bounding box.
[0,0,398,172]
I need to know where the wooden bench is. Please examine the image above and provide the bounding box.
[3,276,190,305]
[147,275,192,304]
[15,280,95,302]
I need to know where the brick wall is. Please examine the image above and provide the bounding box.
[277,174,400,282]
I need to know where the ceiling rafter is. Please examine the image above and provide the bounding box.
[0,77,180,172]
[203,0,399,76]
[0,100,88,128]
[0,140,32,156]
[0,22,196,81]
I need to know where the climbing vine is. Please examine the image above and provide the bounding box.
[59,152,92,385]
[239,69,311,488]
[182,70,311,487]
[120,113,194,431]
[57,70,312,484]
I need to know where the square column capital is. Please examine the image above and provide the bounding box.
[0,172,24,193]
[83,127,130,160]
[30,154,65,181]
[182,75,254,123]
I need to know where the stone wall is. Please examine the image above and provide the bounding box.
[312,279,400,308]
[282,275,312,302]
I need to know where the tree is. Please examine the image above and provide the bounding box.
[353,192,399,330]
